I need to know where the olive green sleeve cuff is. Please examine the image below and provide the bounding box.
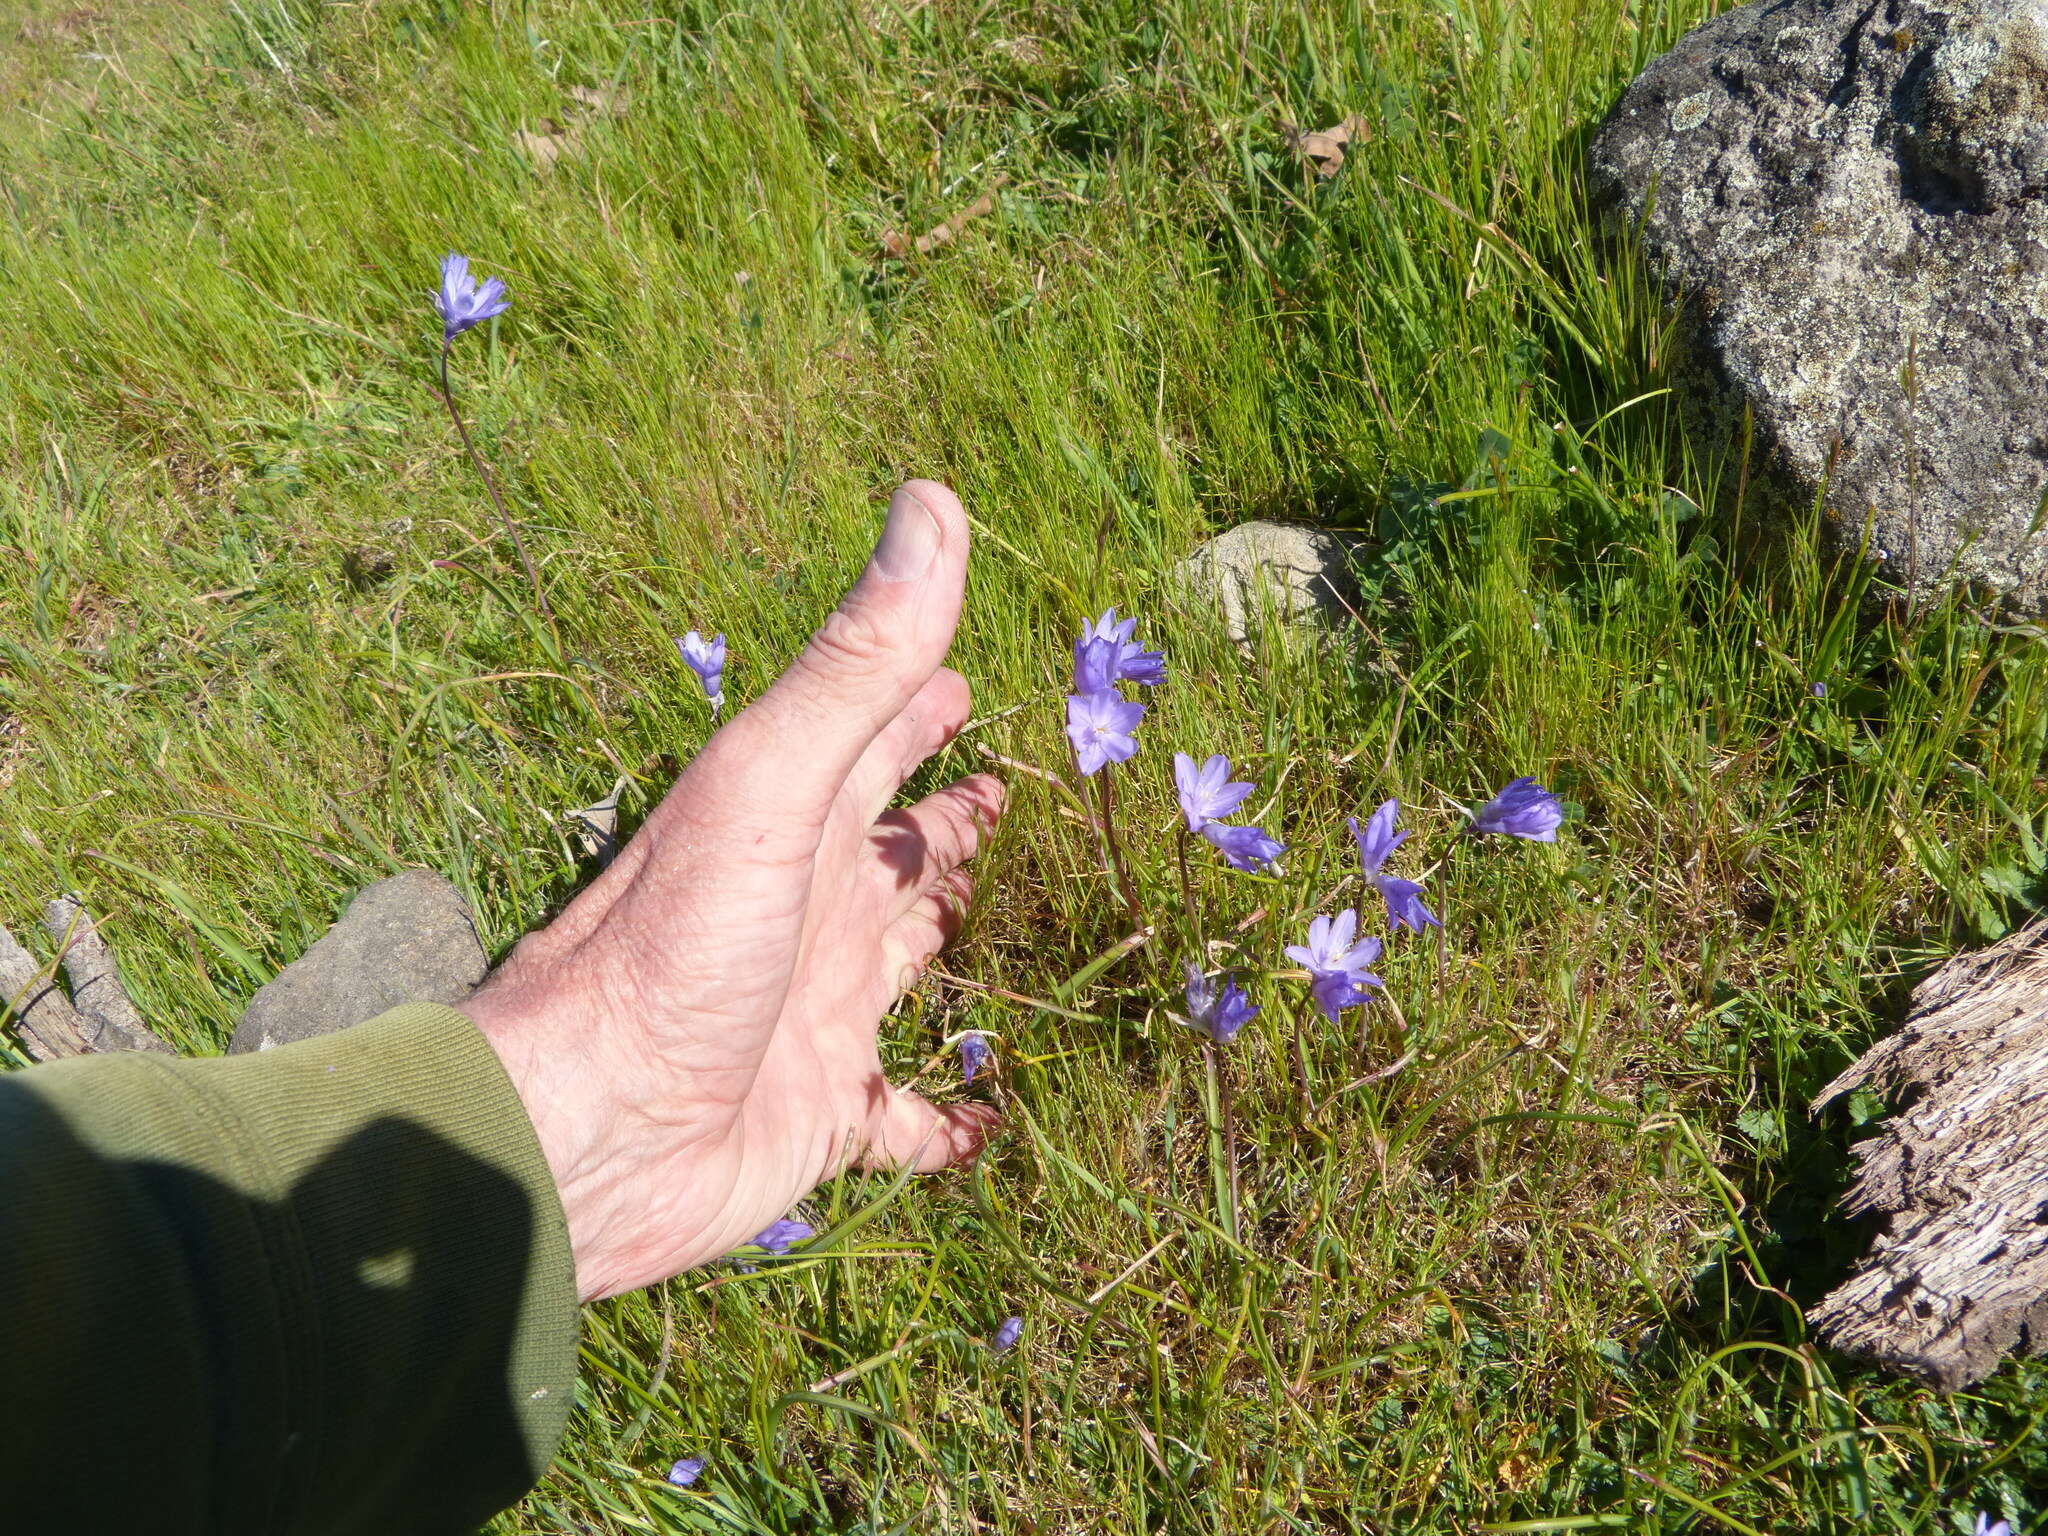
[0,1001,579,1533]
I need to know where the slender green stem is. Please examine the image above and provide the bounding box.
[1203,1041,1240,1244]
[1175,823,1206,956]
[1093,766,1143,925]
[437,338,553,621]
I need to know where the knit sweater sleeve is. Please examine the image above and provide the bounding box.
[0,1002,580,1535]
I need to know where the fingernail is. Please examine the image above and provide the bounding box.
[870,486,943,583]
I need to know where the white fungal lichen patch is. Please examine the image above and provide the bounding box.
[1671,90,1713,131]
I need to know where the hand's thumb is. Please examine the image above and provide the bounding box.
[700,480,969,827]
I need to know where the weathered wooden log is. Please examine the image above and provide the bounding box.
[1809,917,2048,1389]
[0,921,93,1062]
[41,896,175,1055]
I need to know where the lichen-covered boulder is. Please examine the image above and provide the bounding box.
[1170,521,1360,642]
[1590,0,2048,612]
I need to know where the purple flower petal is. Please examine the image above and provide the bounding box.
[676,630,727,716]
[1073,634,1120,694]
[747,1218,814,1255]
[1065,689,1145,776]
[1308,970,1367,1022]
[1372,875,1441,933]
[1200,820,1284,872]
[1173,752,1255,832]
[991,1316,1024,1352]
[436,252,512,340]
[1348,801,1408,876]
[666,1457,706,1487]
[1470,777,1562,841]
[960,1031,994,1085]
[1077,607,1165,688]
[1289,909,1386,1021]
[1183,961,1259,1043]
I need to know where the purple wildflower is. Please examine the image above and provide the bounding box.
[666,1457,706,1488]
[1810,681,1827,698]
[747,1218,813,1255]
[991,1316,1024,1352]
[1975,1518,2011,1536]
[1200,820,1285,872]
[1074,607,1165,689]
[1285,909,1385,1022]
[1073,634,1121,694]
[960,1031,994,1085]
[435,253,511,341]
[1469,776,1563,842]
[676,630,727,717]
[1173,752,1255,832]
[1065,689,1145,775]
[1350,801,1441,933]
[1184,961,1259,1043]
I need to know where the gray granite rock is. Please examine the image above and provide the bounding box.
[229,871,488,1053]
[1589,0,2048,612]
[1171,521,1361,641]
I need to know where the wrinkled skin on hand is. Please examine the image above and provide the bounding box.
[461,482,1003,1301]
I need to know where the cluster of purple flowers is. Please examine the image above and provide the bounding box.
[1050,604,1564,1048]
[1174,753,1286,872]
[1063,608,1162,774]
[1260,776,1559,1029]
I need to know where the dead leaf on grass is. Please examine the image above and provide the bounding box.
[879,175,1010,260]
[566,82,632,116]
[566,774,630,866]
[18,7,100,42]
[515,117,581,172]
[1283,114,1371,178]
[514,85,630,173]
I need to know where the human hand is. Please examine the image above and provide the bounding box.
[460,481,1004,1301]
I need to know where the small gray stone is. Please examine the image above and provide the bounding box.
[1589,0,2048,613]
[229,871,488,1054]
[1170,521,1361,642]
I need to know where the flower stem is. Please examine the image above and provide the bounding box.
[1203,1041,1241,1244]
[437,339,552,621]
[1093,768,1143,925]
[1175,825,1206,957]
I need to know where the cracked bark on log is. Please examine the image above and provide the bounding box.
[41,896,175,1054]
[1809,916,2048,1390]
[0,921,92,1062]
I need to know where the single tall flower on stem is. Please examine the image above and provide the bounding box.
[676,630,727,717]
[1066,689,1145,776]
[1065,610,1153,920]
[959,1031,994,1085]
[436,253,511,339]
[1350,800,1440,933]
[1201,821,1285,872]
[1183,962,1258,1043]
[431,253,550,619]
[1469,776,1562,841]
[1173,753,1254,832]
[1172,749,1284,874]
[1073,607,1165,690]
[1286,909,1384,1022]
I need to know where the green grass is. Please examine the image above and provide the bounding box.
[3,0,2046,1529]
